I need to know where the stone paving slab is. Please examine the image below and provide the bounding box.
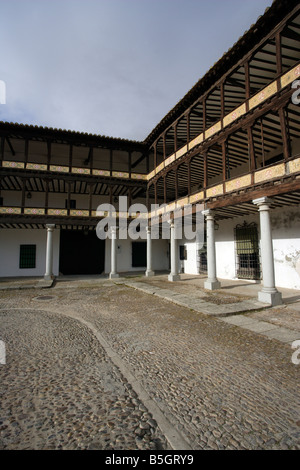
[125,280,269,318]
[124,279,300,346]
[262,327,300,344]
[220,316,300,345]
[238,321,279,334]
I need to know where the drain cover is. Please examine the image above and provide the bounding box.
[33,295,55,301]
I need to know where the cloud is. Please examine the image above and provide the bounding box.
[0,0,273,141]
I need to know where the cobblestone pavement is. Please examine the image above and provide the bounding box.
[0,306,168,450]
[0,281,299,450]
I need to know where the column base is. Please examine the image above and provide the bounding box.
[168,273,181,282]
[44,274,55,281]
[258,289,282,306]
[145,270,155,277]
[204,279,221,290]
[109,273,120,279]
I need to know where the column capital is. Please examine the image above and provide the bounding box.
[202,209,215,219]
[252,197,272,207]
[46,224,55,231]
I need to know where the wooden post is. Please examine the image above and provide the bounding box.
[21,178,26,213]
[203,98,206,135]
[276,31,282,77]
[163,175,167,204]
[47,141,51,170]
[222,139,227,182]
[153,142,157,169]
[109,149,113,176]
[0,136,4,163]
[220,81,225,127]
[245,60,250,111]
[203,152,208,191]
[187,158,191,197]
[146,185,150,214]
[278,106,290,161]
[89,147,93,172]
[128,150,132,178]
[89,183,93,215]
[174,121,178,153]
[186,111,190,149]
[163,132,166,161]
[25,140,29,166]
[261,119,265,167]
[154,180,158,206]
[69,144,73,171]
[67,181,71,214]
[175,166,178,201]
[247,125,256,185]
[44,178,49,215]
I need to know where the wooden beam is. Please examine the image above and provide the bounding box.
[208,178,300,210]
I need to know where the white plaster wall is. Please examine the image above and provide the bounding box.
[271,205,300,290]
[179,240,198,275]
[0,228,60,277]
[180,205,300,290]
[214,208,300,290]
[104,238,169,274]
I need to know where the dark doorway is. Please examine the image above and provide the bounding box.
[132,241,147,268]
[59,230,105,275]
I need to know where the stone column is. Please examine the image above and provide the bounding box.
[253,197,282,306]
[44,224,55,281]
[168,220,180,282]
[202,210,220,290]
[145,226,155,277]
[109,227,119,279]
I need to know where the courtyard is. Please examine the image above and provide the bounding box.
[0,275,299,450]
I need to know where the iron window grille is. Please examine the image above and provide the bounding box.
[234,222,261,280]
[19,245,36,269]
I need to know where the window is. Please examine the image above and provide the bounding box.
[19,245,36,269]
[179,245,187,260]
[234,222,260,280]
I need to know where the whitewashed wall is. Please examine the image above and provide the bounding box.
[0,228,60,277]
[181,205,300,290]
[105,238,169,274]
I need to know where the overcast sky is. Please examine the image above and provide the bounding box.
[0,0,273,141]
